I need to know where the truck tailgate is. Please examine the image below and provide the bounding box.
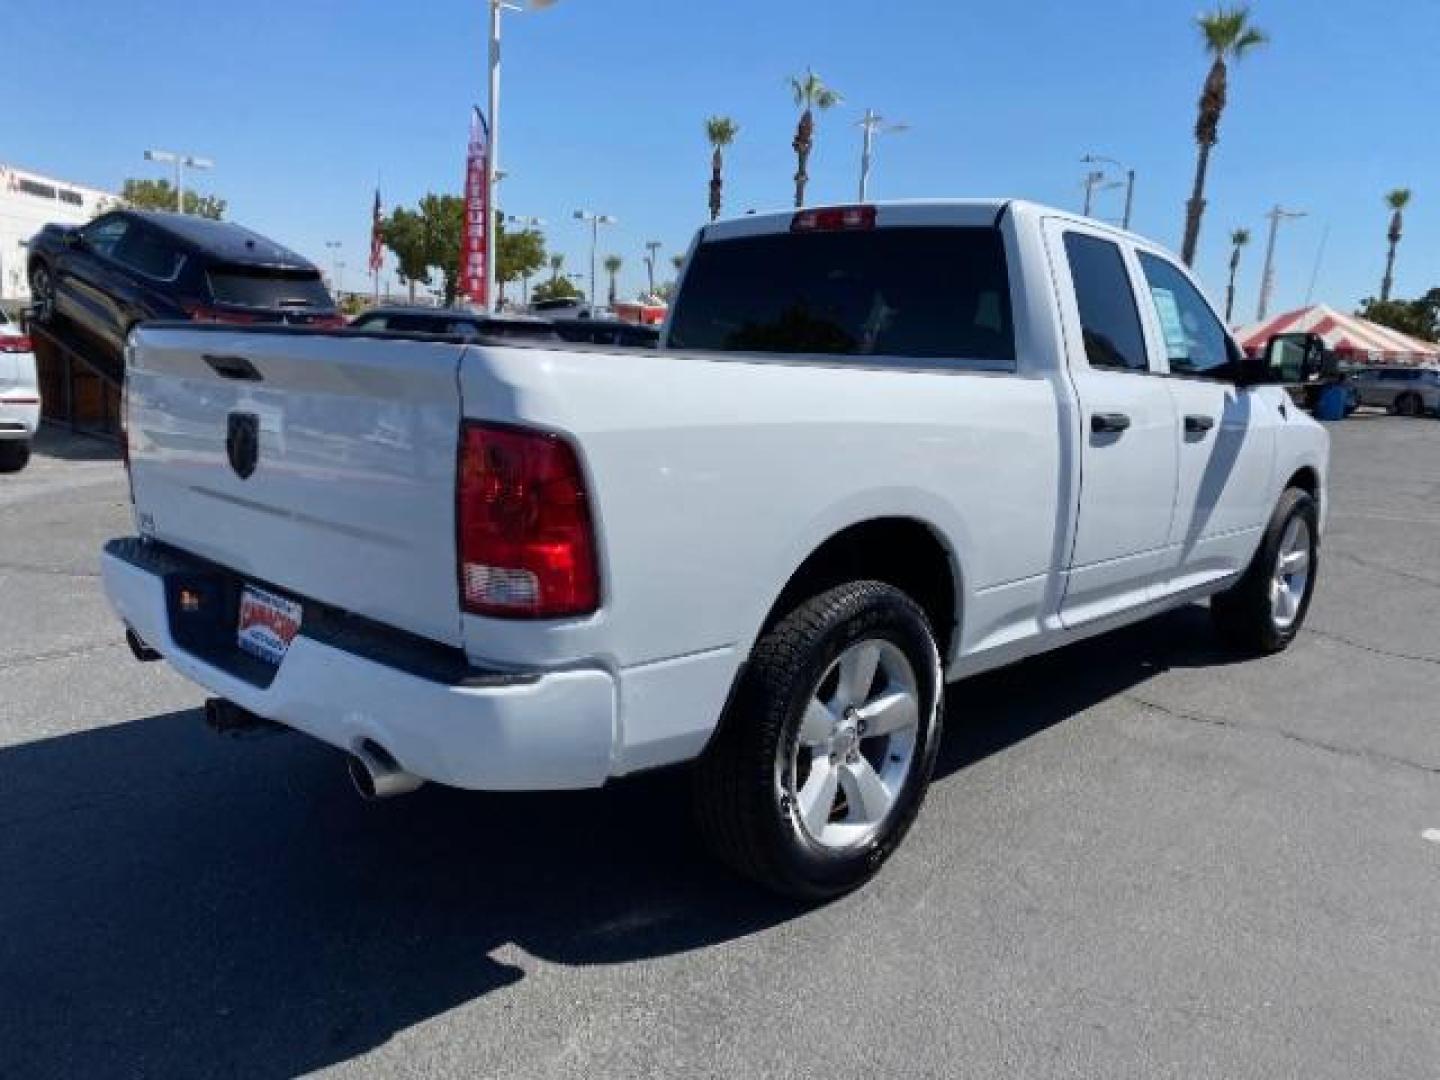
[125,327,465,646]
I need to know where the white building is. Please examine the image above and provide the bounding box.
[0,163,117,302]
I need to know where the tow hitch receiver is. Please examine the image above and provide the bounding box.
[204,697,284,739]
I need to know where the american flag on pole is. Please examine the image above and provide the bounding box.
[368,188,384,275]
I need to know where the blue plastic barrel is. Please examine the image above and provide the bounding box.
[1315,383,1348,421]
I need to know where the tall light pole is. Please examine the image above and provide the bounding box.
[643,240,662,296]
[1081,170,1121,218]
[485,0,560,314]
[144,149,213,214]
[857,108,909,202]
[1082,153,1134,229]
[324,241,342,296]
[1256,204,1307,322]
[506,214,545,305]
[573,209,616,307]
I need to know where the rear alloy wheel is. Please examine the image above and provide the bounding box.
[1211,488,1319,653]
[694,580,944,899]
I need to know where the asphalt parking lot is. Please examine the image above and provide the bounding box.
[2,415,1438,1078]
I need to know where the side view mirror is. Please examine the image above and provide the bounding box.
[1258,332,1334,385]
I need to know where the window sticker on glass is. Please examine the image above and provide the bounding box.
[1150,287,1189,362]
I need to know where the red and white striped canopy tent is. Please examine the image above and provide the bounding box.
[1234,304,1439,365]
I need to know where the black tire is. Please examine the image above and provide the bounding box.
[1211,488,1319,654]
[0,441,32,473]
[1394,392,1422,418]
[27,261,55,325]
[693,581,944,899]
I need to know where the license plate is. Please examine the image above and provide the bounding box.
[237,585,303,666]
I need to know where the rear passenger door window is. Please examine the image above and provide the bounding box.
[1062,233,1149,372]
[80,216,130,260]
[113,226,186,282]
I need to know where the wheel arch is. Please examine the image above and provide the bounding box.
[754,516,963,664]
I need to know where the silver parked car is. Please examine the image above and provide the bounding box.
[1352,366,1440,416]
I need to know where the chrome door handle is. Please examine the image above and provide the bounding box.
[1091,412,1131,434]
[1184,414,1215,434]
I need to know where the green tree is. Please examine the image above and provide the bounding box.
[417,193,465,306]
[788,69,841,208]
[1180,6,1268,266]
[705,115,739,222]
[671,254,685,273]
[532,276,582,303]
[381,194,465,305]
[381,206,432,302]
[119,177,226,219]
[1379,188,1412,302]
[496,220,547,305]
[1357,289,1440,343]
[603,254,623,306]
[1225,227,1250,323]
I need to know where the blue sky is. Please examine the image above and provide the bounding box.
[8,0,1439,318]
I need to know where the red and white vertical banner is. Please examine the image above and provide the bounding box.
[460,106,491,308]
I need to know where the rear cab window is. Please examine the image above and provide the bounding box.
[207,268,333,311]
[1060,232,1149,372]
[666,223,1015,368]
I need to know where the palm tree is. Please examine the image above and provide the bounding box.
[788,68,842,208]
[1380,188,1412,302]
[671,254,685,272]
[705,115,739,222]
[1224,227,1250,323]
[1180,6,1268,266]
[603,254,622,306]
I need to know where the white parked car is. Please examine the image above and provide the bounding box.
[0,308,40,472]
[527,297,594,320]
[102,200,1329,897]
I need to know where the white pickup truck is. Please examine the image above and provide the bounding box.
[103,200,1328,897]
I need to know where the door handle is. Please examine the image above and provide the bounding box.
[204,354,263,381]
[1091,412,1131,434]
[1184,414,1215,434]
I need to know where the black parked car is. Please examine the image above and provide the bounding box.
[349,307,660,348]
[349,306,561,342]
[549,317,660,348]
[27,210,342,379]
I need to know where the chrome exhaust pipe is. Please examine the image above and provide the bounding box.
[347,739,424,800]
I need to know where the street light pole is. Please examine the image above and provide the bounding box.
[1082,154,1134,229]
[1256,204,1307,322]
[573,209,616,308]
[484,0,560,315]
[857,108,909,202]
[325,241,342,297]
[144,149,213,214]
[505,214,545,306]
[644,240,662,296]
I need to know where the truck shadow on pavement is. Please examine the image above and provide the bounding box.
[0,604,1240,1077]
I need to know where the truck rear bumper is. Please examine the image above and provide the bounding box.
[0,392,40,439]
[101,539,617,791]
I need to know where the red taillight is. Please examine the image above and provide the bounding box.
[0,336,32,353]
[181,302,261,324]
[791,205,877,233]
[309,313,348,329]
[457,422,599,619]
